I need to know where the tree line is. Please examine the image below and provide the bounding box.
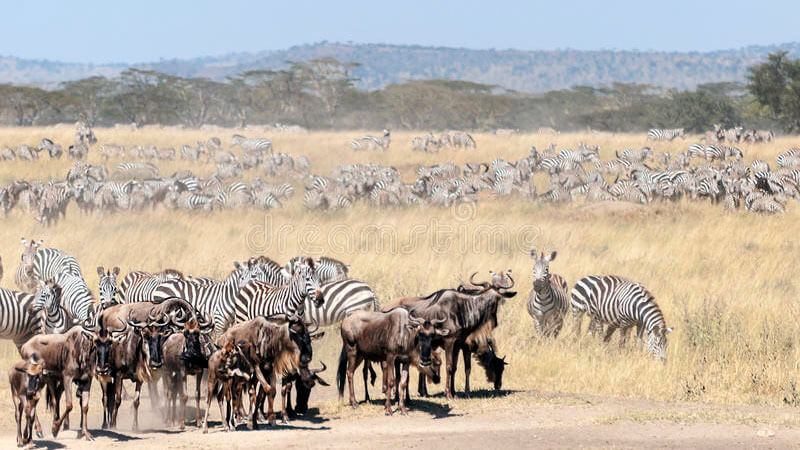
[0,54,796,132]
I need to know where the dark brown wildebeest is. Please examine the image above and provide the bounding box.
[383,271,516,404]
[102,312,171,430]
[202,340,253,433]
[337,308,449,415]
[162,314,215,429]
[216,314,321,429]
[20,317,126,441]
[9,352,47,447]
[285,362,329,416]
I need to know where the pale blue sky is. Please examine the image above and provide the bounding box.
[2,0,798,63]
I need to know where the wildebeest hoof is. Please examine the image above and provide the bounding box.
[35,431,43,439]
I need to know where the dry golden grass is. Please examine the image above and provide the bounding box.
[0,126,799,421]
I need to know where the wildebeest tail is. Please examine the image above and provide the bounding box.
[337,344,347,397]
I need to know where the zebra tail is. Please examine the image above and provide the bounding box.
[336,344,348,397]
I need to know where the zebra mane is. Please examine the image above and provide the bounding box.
[318,256,348,267]
[255,256,283,271]
[159,268,185,279]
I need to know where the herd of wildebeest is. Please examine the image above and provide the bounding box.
[0,123,797,229]
[0,122,795,446]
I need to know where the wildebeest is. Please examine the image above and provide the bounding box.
[9,353,47,447]
[337,308,449,415]
[202,340,252,433]
[20,319,126,441]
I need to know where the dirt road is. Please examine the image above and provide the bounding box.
[1,388,797,449]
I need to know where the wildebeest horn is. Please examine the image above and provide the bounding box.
[197,312,214,330]
[469,272,489,289]
[110,318,128,335]
[153,313,170,328]
[170,308,187,326]
[431,314,447,326]
[148,308,159,322]
[127,317,146,329]
[311,361,327,375]
[502,355,509,365]
[408,311,425,326]
[504,271,515,289]
[306,317,319,334]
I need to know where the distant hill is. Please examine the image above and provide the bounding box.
[2,42,800,92]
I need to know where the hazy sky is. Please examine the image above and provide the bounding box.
[2,0,799,63]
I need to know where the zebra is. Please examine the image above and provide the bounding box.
[303,278,378,327]
[15,238,42,291]
[153,260,266,337]
[526,250,569,337]
[350,130,391,151]
[51,272,95,323]
[37,182,72,227]
[452,132,477,149]
[39,138,63,159]
[119,269,184,303]
[230,134,272,154]
[570,275,672,361]
[286,256,349,284]
[29,245,83,284]
[32,280,72,333]
[647,128,685,141]
[233,258,321,324]
[0,286,46,348]
[0,254,3,284]
[777,148,800,168]
[618,147,654,162]
[97,266,120,309]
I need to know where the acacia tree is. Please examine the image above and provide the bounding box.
[61,76,112,125]
[747,51,800,131]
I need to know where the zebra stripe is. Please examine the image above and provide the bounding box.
[526,251,569,337]
[304,279,378,327]
[0,286,44,348]
[233,261,320,323]
[32,281,72,333]
[52,272,94,322]
[570,275,672,360]
[119,269,184,303]
[647,128,685,141]
[231,134,272,153]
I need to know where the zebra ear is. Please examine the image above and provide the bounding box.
[548,251,557,262]
[233,261,242,270]
[112,267,120,276]
[666,327,674,334]
[529,248,536,258]
[97,266,105,276]
[21,237,27,246]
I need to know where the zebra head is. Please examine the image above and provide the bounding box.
[32,280,60,316]
[646,325,673,362]
[530,249,557,290]
[20,237,43,270]
[97,266,120,308]
[296,259,322,307]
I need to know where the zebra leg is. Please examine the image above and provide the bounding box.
[603,325,618,343]
[571,308,584,339]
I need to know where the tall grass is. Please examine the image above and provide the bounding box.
[0,127,798,408]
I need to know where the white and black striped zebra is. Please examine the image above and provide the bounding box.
[153,260,266,336]
[233,259,321,323]
[350,130,391,151]
[32,280,72,333]
[286,256,349,284]
[97,266,120,309]
[526,250,569,337]
[304,278,378,327]
[647,128,685,141]
[119,269,184,303]
[230,134,272,153]
[570,275,672,361]
[51,272,94,323]
[0,286,45,349]
[17,239,82,291]
[777,148,800,168]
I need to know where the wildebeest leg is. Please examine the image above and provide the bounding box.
[147,377,161,412]
[78,384,93,441]
[24,399,35,446]
[384,356,396,415]
[112,376,123,428]
[398,362,410,416]
[132,380,142,431]
[266,372,277,426]
[201,372,216,434]
[177,373,187,430]
[362,363,371,402]
[14,392,23,446]
[195,373,203,427]
[217,380,229,432]
[417,372,427,397]
[31,397,43,439]
[52,376,72,438]
[346,348,360,408]
[449,343,460,397]
[223,380,234,431]
[463,344,472,396]
[280,380,291,424]
[248,382,259,430]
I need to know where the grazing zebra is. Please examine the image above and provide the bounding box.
[452,132,477,149]
[37,182,72,227]
[617,147,654,162]
[0,286,45,349]
[32,280,72,333]
[119,269,184,303]
[286,255,349,284]
[777,148,800,168]
[526,250,569,337]
[350,130,391,151]
[97,266,120,309]
[153,260,266,337]
[51,272,94,322]
[39,138,63,159]
[230,134,272,154]
[570,275,672,361]
[233,258,321,324]
[304,278,378,327]
[647,128,685,141]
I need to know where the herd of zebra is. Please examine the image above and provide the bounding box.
[0,235,671,444]
[646,126,774,143]
[410,131,477,152]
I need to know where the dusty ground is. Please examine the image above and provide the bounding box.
[0,385,798,449]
